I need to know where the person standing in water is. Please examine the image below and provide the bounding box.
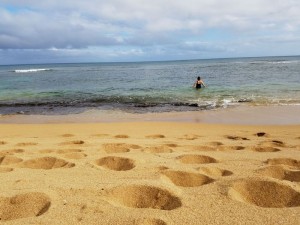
[193,76,206,89]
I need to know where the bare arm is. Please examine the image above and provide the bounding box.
[201,80,206,87]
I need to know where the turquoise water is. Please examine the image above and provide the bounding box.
[0,56,299,115]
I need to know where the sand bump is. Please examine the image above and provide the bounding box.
[257,166,300,182]
[177,155,217,164]
[0,192,51,221]
[199,167,233,177]
[109,185,181,210]
[163,170,213,187]
[21,157,75,169]
[96,156,135,171]
[265,158,300,169]
[228,179,300,208]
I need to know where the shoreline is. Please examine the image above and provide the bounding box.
[1,105,300,125]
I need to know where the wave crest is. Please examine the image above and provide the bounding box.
[14,68,52,73]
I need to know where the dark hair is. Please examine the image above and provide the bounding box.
[197,76,200,80]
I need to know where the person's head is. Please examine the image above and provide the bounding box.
[197,76,201,80]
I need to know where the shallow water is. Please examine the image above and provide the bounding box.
[0,56,299,115]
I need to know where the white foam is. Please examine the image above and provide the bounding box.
[14,68,51,73]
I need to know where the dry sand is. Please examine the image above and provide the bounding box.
[0,122,300,224]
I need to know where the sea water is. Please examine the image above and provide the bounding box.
[0,56,299,115]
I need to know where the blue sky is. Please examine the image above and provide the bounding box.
[0,0,299,64]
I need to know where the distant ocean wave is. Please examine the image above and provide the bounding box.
[13,68,52,73]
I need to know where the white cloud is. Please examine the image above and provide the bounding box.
[0,0,300,63]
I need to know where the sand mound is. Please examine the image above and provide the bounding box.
[257,166,300,182]
[109,185,181,210]
[251,146,280,152]
[265,158,300,169]
[137,218,167,225]
[146,134,165,139]
[177,155,217,164]
[96,156,135,171]
[21,157,75,169]
[0,168,13,173]
[0,156,23,165]
[162,170,213,187]
[199,167,233,177]
[0,192,51,221]
[228,179,300,208]
[144,146,173,153]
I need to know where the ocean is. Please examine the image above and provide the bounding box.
[0,56,299,115]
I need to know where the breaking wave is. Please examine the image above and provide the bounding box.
[14,68,52,73]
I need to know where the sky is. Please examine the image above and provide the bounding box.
[0,0,300,64]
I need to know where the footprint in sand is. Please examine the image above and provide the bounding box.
[60,140,85,145]
[0,168,14,173]
[16,142,38,147]
[162,170,213,187]
[265,158,300,169]
[0,141,7,145]
[177,155,217,164]
[20,157,75,169]
[207,141,224,146]
[96,156,135,171]
[108,185,181,210]
[225,135,250,141]
[0,149,24,155]
[39,149,55,154]
[180,134,200,140]
[143,146,173,153]
[56,149,83,154]
[198,167,233,177]
[114,135,129,139]
[164,143,178,148]
[0,156,23,165]
[0,192,51,221]
[255,132,268,137]
[256,166,300,182]
[102,143,141,153]
[251,146,280,152]
[260,140,286,148]
[145,134,165,139]
[217,146,245,151]
[228,179,300,208]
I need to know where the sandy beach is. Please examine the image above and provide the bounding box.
[1,118,300,224]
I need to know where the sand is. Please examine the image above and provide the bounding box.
[0,122,300,224]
